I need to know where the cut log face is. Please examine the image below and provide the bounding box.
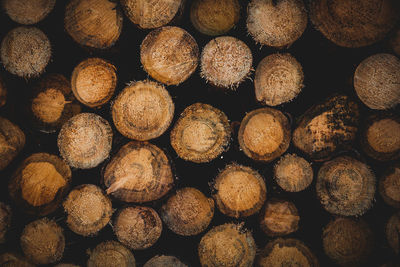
[20,218,65,265]
[212,164,266,218]
[161,187,214,236]
[0,117,25,171]
[144,255,187,267]
[103,141,174,203]
[200,36,252,89]
[238,107,291,162]
[3,0,56,25]
[87,241,136,267]
[247,0,307,48]
[112,80,174,141]
[316,156,375,216]
[57,113,113,169]
[71,58,117,108]
[380,163,400,208]
[254,53,304,106]
[121,0,183,29]
[0,252,35,267]
[114,206,162,250]
[354,53,400,110]
[293,95,359,162]
[64,0,123,49]
[323,218,374,266]
[386,212,400,254]
[274,153,313,192]
[309,0,399,48]
[0,27,51,78]
[170,103,231,163]
[361,114,400,161]
[256,238,319,267]
[9,153,71,216]
[260,199,299,237]
[198,223,256,267]
[30,74,81,133]
[0,203,11,244]
[63,184,113,236]
[190,0,240,36]
[141,26,199,85]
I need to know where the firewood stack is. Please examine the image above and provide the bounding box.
[0,0,399,266]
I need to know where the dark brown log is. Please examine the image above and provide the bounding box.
[57,113,113,169]
[293,95,359,161]
[379,163,400,208]
[274,153,313,192]
[63,184,113,236]
[354,53,400,110]
[212,164,266,218]
[9,153,71,216]
[190,0,240,36]
[103,141,174,203]
[316,156,375,216]
[0,203,11,244]
[323,217,373,266]
[361,114,400,161]
[140,26,199,85]
[71,58,117,108]
[144,255,187,267]
[0,117,25,171]
[3,0,56,25]
[198,223,256,267]
[20,218,65,265]
[121,0,184,29]
[30,74,81,133]
[0,252,34,267]
[259,199,299,237]
[386,212,400,254]
[254,53,304,106]
[170,103,231,163]
[309,0,399,48]
[64,0,123,49]
[114,206,162,250]
[200,36,252,89]
[0,27,51,78]
[112,80,174,141]
[247,0,307,48]
[160,187,214,236]
[256,238,319,267]
[87,241,136,267]
[391,28,400,56]
[238,107,291,162]
[55,264,80,267]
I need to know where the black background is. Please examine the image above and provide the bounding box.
[0,0,399,266]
